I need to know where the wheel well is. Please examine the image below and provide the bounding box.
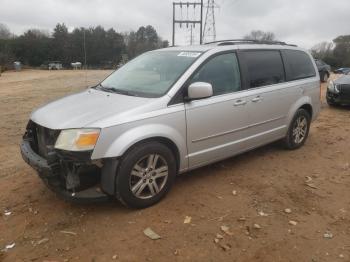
[125,137,181,172]
[300,104,313,118]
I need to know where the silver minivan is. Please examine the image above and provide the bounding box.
[21,40,321,208]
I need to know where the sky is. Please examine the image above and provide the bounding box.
[0,0,349,49]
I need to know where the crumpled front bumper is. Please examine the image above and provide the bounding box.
[20,139,109,203]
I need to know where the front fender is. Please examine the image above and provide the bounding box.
[92,124,188,171]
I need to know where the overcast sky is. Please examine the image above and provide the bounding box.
[1,0,349,49]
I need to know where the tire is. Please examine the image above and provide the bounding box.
[283,109,311,150]
[115,141,177,208]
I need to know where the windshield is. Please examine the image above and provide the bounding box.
[99,51,202,97]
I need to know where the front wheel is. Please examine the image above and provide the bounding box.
[115,141,177,208]
[282,109,311,150]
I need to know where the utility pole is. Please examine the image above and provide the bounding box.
[172,0,204,46]
[190,24,194,45]
[203,0,219,43]
[200,0,203,44]
[83,29,87,69]
[186,24,195,45]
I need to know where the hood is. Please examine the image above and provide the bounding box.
[334,75,350,85]
[31,89,160,129]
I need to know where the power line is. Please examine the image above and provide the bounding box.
[172,1,204,46]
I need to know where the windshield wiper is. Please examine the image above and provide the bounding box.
[93,83,110,92]
[94,84,138,97]
[108,88,138,97]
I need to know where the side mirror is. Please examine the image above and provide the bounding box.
[187,82,213,100]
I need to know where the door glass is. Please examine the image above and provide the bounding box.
[282,50,316,81]
[241,50,285,88]
[191,53,241,96]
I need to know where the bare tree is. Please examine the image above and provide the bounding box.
[244,30,277,42]
[310,41,334,59]
[0,23,12,39]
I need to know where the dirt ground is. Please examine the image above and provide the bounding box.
[0,70,349,262]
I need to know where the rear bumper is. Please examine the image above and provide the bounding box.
[20,139,109,203]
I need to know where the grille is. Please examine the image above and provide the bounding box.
[339,84,350,99]
[26,121,60,158]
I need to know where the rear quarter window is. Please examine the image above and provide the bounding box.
[282,50,316,81]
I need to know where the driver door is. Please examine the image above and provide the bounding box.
[185,52,252,168]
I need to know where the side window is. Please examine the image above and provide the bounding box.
[240,50,285,89]
[191,53,241,96]
[282,50,316,81]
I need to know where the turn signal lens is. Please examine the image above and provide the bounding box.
[76,132,99,148]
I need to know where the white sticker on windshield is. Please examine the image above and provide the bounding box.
[178,52,201,58]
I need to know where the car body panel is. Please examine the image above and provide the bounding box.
[92,104,189,172]
[333,75,350,85]
[334,68,350,74]
[31,89,159,129]
[185,91,251,168]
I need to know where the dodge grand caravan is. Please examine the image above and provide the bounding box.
[21,40,321,208]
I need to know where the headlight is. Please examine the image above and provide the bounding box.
[327,81,334,92]
[334,84,340,93]
[55,129,100,151]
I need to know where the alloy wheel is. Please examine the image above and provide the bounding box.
[129,154,169,199]
[292,116,308,144]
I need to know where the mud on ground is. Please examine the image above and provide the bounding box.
[0,70,349,262]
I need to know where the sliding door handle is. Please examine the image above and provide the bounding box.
[234,100,247,106]
[251,96,261,103]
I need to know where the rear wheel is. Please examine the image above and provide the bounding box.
[115,141,176,208]
[283,109,311,150]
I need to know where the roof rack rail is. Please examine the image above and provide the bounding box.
[204,39,297,47]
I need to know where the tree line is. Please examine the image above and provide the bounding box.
[311,36,350,68]
[245,30,350,69]
[0,23,169,70]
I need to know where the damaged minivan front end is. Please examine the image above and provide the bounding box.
[20,120,112,202]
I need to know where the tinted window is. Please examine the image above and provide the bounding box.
[240,50,285,88]
[191,53,241,96]
[282,50,316,81]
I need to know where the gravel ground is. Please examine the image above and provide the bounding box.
[0,70,349,262]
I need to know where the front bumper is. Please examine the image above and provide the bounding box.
[20,139,109,203]
[327,91,350,105]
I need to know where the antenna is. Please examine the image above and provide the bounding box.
[203,0,219,43]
